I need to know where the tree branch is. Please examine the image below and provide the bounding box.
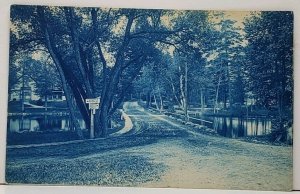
[11,37,43,48]
[108,56,145,115]
[64,7,93,97]
[122,54,144,71]
[130,28,182,38]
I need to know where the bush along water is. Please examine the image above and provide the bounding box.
[270,117,293,145]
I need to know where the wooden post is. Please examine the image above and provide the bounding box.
[90,109,94,139]
[86,98,100,139]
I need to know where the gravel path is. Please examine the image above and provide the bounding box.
[6,102,292,191]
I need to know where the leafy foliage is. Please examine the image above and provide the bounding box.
[9,7,293,141]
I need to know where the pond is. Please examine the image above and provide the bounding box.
[7,115,86,132]
[211,116,271,138]
[192,116,272,138]
[166,112,272,138]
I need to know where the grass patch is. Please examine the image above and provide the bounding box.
[6,152,165,186]
[7,131,84,145]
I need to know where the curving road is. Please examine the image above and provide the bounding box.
[122,102,293,190]
[6,102,293,191]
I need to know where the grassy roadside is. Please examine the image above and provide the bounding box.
[6,142,165,186]
[6,127,167,185]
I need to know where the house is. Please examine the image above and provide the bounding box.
[9,79,39,102]
[10,86,32,102]
[9,76,68,112]
[9,80,66,104]
[47,89,66,102]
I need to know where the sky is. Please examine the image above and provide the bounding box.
[224,11,253,29]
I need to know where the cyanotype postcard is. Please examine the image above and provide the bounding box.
[6,5,293,191]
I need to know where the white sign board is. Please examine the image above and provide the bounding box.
[89,103,99,110]
[85,98,100,103]
[85,98,100,138]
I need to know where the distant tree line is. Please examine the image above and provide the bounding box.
[133,11,293,116]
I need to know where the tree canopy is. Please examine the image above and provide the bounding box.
[9,6,293,138]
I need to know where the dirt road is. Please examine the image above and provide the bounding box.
[6,102,292,191]
[123,102,292,190]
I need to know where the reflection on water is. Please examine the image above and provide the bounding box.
[182,113,272,138]
[8,116,86,132]
[8,115,272,138]
[212,117,271,138]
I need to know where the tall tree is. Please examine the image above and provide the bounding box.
[11,5,182,138]
[244,11,293,140]
[244,12,293,112]
[209,12,245,109]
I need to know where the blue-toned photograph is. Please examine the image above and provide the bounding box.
[6,5,293,191]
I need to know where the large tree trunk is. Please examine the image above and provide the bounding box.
[44,95,48,112]
[146,91,151,108]
[166,77,181,109]
[184,63,188,122]
[99,102,109,137]
[159,92,164,112]
[64,8,94,97]
[153,93,159,110]
[65,86,83,138]
[214,75,221,114]
[179,65,185,111]
[65,8,100,138]
[224,95,227,109]
[37,7,83,139]
[96,11,135,137]
[200,88,204,112]
[179,63,188,122]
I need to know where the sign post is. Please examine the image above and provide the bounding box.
[85,98,100,139]
[90,110,94,138]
